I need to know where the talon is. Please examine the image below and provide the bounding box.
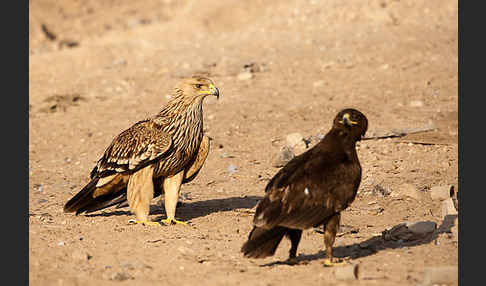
[128,219,161,226]
[161,218,188,225]
[323,258,347,267]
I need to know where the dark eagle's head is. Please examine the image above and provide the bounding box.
[332,108,368,141]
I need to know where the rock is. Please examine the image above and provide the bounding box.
[421,266,458,286]
[438,214,458,235]
[227,164,238,175]
[313,80,325,88]
[178,246,195,257]
[452,195,458,212]
[334,264,360,280]
[237,71,253,80]
[33,184,43,193]
[306,135,322,147]
[71,250,90,261]
[285,133,307,152]
[272,146,295,167]
[394,183,422,200]
[430,185,454,201]
[179,192,192,202]
[371,184,392,197]
[409,100,424,107]
[242,62,266,73]
[450,216,458,241]
[382,221,436,242]
[108,272,132,281]
[441,198,458,217]
[406,221,436,235]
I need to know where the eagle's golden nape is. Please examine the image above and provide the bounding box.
[63,76,218,226]
[241,108,368,266]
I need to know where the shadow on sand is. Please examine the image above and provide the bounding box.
[261,214,458,267]
[85,195,262,222]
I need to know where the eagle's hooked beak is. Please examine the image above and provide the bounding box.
[209,84,219,100]
[339,113,358,126]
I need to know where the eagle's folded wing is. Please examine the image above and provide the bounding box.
[90,120,173,179]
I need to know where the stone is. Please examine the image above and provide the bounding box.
[394,183,422,200]
[237,71,253,80]
[372,184,392,197]
[406,221,436,235]
[450,216,458,241]
[285,133,306,152]
[382,221,436,242]
[71,250,90,261]
[334,264,360,280]
[421,266,458,286]
[178,246,195,257]
[272,146,295,167]
[441,198,458,217]
[227,164,238,175]
[313,80,325,88]
[429,185,454,201]
[409,100,424,107]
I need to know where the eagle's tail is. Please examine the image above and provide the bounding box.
[241,226,289,258]
[63,176,128,215]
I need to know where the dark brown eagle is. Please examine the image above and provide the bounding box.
[241,108,368,266]
[63,76,219,226]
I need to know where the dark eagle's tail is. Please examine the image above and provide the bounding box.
[63,177,129,215]
[241,226,290,258]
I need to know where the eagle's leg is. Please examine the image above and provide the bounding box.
[127,165,160,226]
[286,229,303,264]
[323,213,346,267]
[160,171,186,225]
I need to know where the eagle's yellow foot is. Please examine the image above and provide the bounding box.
[128,219,161,226]
[160,218,188,226]
[323,258,347,267]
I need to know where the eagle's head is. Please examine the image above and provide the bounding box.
[333,108,368,141]
[174,76,220,101]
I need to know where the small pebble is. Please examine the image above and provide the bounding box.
[227,164,238,175]
[409,100,424,107]
[237,71,253,80]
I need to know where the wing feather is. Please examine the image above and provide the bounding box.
[183,135,210,183]
[254,147,361,230]
[90,120,172,178]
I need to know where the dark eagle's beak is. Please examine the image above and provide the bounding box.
[339,113,358,126]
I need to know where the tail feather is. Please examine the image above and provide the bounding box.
[64,178,100,213]
[75,190,127,214]
[63,178,127,215]
[64,175,167,215]
[241,226,289,259]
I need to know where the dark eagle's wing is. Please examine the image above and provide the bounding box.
[90,119,173,179]
[264,148,314,193]
[254,146,361,230]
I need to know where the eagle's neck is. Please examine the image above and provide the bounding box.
[319,128,359,162]
[153,90,205,151]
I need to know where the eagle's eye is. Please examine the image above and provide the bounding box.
[194,84,203,89]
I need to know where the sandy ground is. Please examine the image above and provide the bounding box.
[29,0,458,285]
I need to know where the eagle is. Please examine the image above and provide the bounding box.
[241,108,368,266]
[63,76,220,226]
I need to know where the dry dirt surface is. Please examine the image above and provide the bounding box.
[29,0,459,285]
